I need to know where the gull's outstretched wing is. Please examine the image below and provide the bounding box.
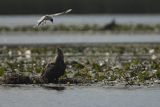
[37,16,46,26]
[49,9,72,17]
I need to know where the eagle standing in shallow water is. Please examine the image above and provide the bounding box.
[36,9,72,26]
[41,48,66,83]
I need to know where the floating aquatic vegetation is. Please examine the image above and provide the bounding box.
[138,71,150,82]
[149,49,155,54]
[70,61,85,69]
[92,63,101,72]
[0,44,160,85]
[0,23,160,33]
[0,67,5,76]
[155,70,160,79]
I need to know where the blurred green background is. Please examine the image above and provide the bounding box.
[0,0,160,14]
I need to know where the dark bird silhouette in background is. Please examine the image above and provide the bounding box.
[103,19,117,30]
[41,48,66,83]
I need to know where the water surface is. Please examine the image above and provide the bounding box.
[0,86,160,107]
[0,33,160,45]
[0,15,160,26]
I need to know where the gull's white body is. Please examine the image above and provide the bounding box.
[36,9,72,26]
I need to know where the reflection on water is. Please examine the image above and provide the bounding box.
[0,85,160,107]
[42,85,66,91]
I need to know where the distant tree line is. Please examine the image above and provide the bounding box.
[0,0,160,14]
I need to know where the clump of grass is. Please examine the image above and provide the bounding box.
[74,68,93,82]
[0,67,5,76]
[155,70,160,79]
[114,24,132,31]
[134,24,155,31]
[71,61,85,69]
[95,72,106,81]
[0,26,10,32]
[3,72,32,84]
[109,75,117,81]
[138,71,150,82]
[92,63,101,72]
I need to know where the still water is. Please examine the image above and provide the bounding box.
[0,14,160,26]
[0,33,160,45]
[0,85,160,107]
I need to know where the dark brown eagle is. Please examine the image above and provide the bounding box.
[41,48,66,83]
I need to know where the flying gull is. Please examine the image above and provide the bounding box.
[36,9,72,26]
